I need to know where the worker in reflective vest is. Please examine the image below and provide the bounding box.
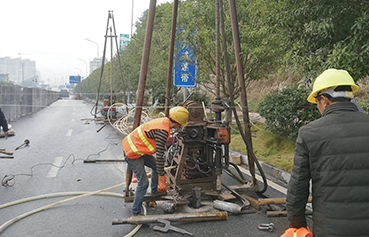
[122,106,189,216]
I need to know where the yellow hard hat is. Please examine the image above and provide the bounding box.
[169,106,189,126]
[307,68,360,104]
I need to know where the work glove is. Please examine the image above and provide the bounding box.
[280,227,312,237]
[158,174,167,193]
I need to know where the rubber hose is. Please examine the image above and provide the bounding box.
[231,107,268,193]
[0,182,147,236]
[0,167,176,235]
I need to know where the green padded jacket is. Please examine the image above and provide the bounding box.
[286,102,369,237]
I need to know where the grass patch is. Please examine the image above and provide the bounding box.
[229,122,295,172]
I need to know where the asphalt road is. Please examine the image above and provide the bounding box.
[0,98,310,237]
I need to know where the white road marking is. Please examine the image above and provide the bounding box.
[46,157,63,178]
[238,166,287,195]
[66,129,73,136]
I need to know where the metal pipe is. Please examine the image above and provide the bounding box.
[258,197,312,206]
[110,25,113,106]
[215,145,222,191]
[228,0,256,184]
[165,0,179,117]
[212,0,223,126]
[267,210,313,217]
[222,183,250,207]
[111,12,127,104]
[192,187,202,208]
[95,12,111,117]
[0,150,13,156]
[131,0,134,37]
[219,0,234,125]
[214,0,223,192]
[127,0,157,194]
[133,0,157,129]
[213,200,245,214]
[112,211,228,225]
[215,0,220,100]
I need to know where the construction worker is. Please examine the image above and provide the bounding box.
[122,106,189,216]
[285,69,369,236]
[0,107,9,138]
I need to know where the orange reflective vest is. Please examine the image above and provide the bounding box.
[280,227,312,237]
[122,117,170,159]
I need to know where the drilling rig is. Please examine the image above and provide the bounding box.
[166,100,229,193]
[123,0,268,212]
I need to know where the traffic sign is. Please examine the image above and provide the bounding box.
[69,75,81,84]
[120,34,130,51]
[173,42,197,88]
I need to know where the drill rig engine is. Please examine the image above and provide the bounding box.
[166,100,230,193]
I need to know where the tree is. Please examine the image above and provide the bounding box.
[258,86,321,139]
[273,0,369,80]
[177,0,283,103]
[79,1,285,106]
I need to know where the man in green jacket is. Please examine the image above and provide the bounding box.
[286,69,369,236]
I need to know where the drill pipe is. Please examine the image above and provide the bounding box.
[258,197,312,206]
[112,211,228,225]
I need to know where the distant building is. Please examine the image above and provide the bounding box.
[90,57,102,74]
[21,75,39,88]
[0,73,9,82]
[0,57,39,85]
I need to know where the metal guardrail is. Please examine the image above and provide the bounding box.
[0,85,59,122]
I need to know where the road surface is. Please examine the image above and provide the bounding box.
[0,98,311,237]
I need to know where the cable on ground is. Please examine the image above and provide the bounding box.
[106,103,154,135]
[2,140,120,187]
[0,177,148,237]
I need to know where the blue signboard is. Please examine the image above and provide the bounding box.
[69,75,81,84]
[173,42,197,88]
[120,34,130,51]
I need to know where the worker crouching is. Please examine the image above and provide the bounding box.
[122,106,189,216]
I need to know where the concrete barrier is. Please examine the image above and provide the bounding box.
[0,85,59,122]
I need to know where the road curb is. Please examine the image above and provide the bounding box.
[229,149,291,186]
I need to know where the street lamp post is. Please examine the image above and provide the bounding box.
[85,38,99,59]
[131,0,134,37]
[75,68,83,95]
[75,68,82,78]
[78,58,88,78]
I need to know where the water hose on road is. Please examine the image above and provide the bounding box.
[0,184,144,236]
[0,191,147,237]
[0,168,180,236]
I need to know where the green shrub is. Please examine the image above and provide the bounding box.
[258,86,320,139]
[358,99,369,114]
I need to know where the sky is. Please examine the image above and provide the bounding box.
[0,0,171,86]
